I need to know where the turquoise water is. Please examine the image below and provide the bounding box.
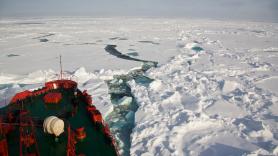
[106,62,156,156]
[192,46,204,52]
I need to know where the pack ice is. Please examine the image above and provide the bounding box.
[0,18,278,156]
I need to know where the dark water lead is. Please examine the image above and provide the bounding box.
[7,54,20,57]
[40,39,49,42]
[105,62,156,156]
[105,45,157,65]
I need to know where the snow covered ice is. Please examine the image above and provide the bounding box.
[1,18,278,155]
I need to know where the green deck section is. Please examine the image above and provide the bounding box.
[0,88,118,156]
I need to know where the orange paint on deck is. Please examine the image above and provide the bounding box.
[44,93,62,104]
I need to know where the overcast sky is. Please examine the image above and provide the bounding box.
[0,0,277,22]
